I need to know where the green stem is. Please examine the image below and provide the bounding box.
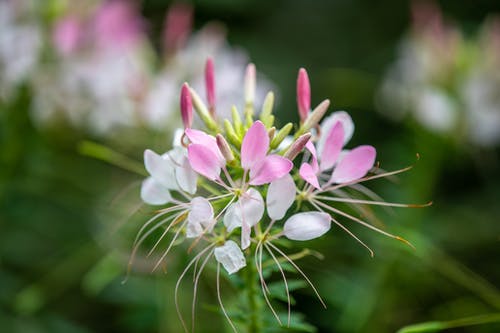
[245,251,262,333]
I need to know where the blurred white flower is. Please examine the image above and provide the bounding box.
[377,2,500,147]
[0,0,42,100]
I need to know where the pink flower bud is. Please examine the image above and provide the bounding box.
[297,68,311,122]
[163,3,193,53]
[52,16,83,56]
[244,63,256,104]
[205,58,216,115]
[180,83,193,129]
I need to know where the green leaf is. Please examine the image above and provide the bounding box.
[397,313,500,333]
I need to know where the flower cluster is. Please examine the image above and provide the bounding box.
[377,1,500,147]
[132,59,424,330]
[4,0,271,135]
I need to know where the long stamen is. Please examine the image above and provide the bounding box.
[152,219,190,272]
[254,242,281,324]
[191,249,213,332]
[134,205,184,245]
[216,263,238,333]
[310,199,375,257]
[147,211,186,257]
[314,195,432,208]
[265,243,291,326]
[318,165,414,193]
[313,199,415,250]
[267,242,327,308]
[128,213,180,274]
[175,245,215,333]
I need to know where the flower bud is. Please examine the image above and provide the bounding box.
[244,63,256,106]
[180,83,193,129]
[189,87,218,131]
[216,134,235,162]
[283,133,312,161]
[297,68,311,122]
[270,123,293,149]
[205,57,216,115]
[298,99,330,136]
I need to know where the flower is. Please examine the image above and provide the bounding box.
[130,63,427,331]
[377,1,500,147]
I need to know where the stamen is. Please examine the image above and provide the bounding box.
[265,243,291,326]
[216,263,238,333]
[267,242,327,308]
[310,200,375,257]
[192,249,213,332]
[175,245,215,333]
[313,199,415,250]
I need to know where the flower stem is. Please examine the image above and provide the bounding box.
[245,251,262,333]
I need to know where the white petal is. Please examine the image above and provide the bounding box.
[186,220,204,238]
[172,128,184,147]
[140,177,172,205]
[223,188,264,232]
[175,155,198,195]
[266,174,296,220]
[144,149,178,190]
[283,212,331,241]
[188,197,214,226]
[214,240,246,274]
[317,111,354,156]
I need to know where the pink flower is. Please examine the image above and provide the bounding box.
[299,112,376,189]
[52,16,83,56]
[93,0,143,51]
[186,120,292,186]
[241,121,293,185]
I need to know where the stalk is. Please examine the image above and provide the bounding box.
[245,250,262,333]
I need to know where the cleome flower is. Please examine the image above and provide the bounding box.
[130,59,429,331]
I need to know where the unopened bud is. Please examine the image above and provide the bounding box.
[268,127,276,141]
[224,119,241,149]
[260,91,275,127]
[271,123,293,149]
[205,57,216,115]
[189,87,218,131]
[216,134,234,162]
[297,68,311,122]
[284,133,312,160]
[297,99,330,136]
[231,106,243,137]
[180,83,193,129]
[244,63,256,105]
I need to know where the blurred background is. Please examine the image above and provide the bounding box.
[1,0,499,332]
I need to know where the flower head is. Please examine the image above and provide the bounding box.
[131,60,428,331]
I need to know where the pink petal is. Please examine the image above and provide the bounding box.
[297,68,311,122]
[299,163,320,190]
[249,155,293,186]
[187,144,221,180]
[180,83,193,129]
[283,212,331,241]
[241,121,269,170]
[185,128,225,165]
[319,122,344,171]
[330,145,376,184]
[317,111,354,154]
[305,140,319,173]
